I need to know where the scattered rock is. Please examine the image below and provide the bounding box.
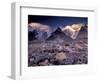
[39,59,49,66]
[29,58,35,62]
[75,43,83,50]
[65,46,73,53]
[55,52,67,61]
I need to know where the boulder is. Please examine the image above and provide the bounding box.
[55,52,67,61]
[39,59,49,66]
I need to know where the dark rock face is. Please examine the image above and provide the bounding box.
[28,31,38,41]
[28,26,88,67]
[46,27,73,42]
[28,25,49,41]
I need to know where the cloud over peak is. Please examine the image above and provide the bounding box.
[28,23,50,32]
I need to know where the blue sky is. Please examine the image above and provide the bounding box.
[28,15,88,29]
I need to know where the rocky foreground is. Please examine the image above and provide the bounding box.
[28,37,87,66]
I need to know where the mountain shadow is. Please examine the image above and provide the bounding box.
[76,25,88,42]
[46,27,73,42]
[28,30,38,41]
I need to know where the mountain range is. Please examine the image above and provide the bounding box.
[28,23,87,41]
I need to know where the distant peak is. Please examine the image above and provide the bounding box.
[55,27,62,32]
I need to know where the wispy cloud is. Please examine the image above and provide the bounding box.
[28,23,50,32]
